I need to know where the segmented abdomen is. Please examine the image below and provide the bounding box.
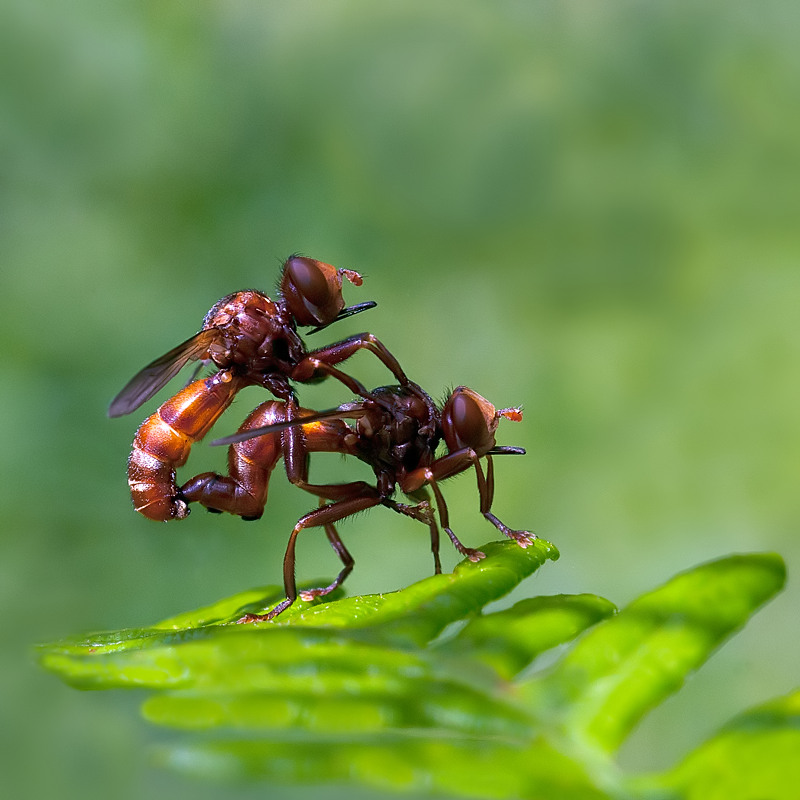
[127,371,243,521]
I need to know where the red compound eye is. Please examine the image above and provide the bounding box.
[442,387,498,455]
[281,256,345,327]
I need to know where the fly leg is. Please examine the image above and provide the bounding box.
[180,400,286,519]
[281,399,377,501]
[238,489,382,623]
[297,500,355,602]
[474,455,536,548]
[292,358,378,403]
[296,333,410,386]
[426,475,486,563]
[400,447,534,560]
[384,492,443,574]
[399,450,485,563]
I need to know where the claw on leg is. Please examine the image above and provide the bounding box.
[443,526,486,562]
[484,511,537,548]
[299,579,339,602]
[236,597,293,623]
[509,530,537,548]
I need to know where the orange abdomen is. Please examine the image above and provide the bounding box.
[127,372,244,521]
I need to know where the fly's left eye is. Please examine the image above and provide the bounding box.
[449,393,485,446]
[281,256,343,327]
[286,257,334,307]
[442,387,498,455]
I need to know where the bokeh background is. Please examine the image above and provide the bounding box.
[3,2,799,798]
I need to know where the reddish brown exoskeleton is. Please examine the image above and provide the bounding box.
[189,383,533,620]
[110,255,411,521]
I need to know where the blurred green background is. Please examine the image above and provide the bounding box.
[2,1,799,798]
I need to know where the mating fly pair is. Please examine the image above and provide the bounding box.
[110,255,534,620]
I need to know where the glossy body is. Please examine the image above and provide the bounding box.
[109,254,532,622]
[189,383,533,619]
[110,256,411,521]
[200,291,305,395]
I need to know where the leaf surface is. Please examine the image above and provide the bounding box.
[38,546,792,799]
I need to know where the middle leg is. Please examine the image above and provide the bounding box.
[384,490,443,575]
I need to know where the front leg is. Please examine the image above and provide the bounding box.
[399,450,485,562]
[474,455,536,548]
[401,448,535,555]
[425,476,487,563]
[293,332,410,386]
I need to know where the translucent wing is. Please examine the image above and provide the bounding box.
[210,404,369,446]
[108,329,218,418]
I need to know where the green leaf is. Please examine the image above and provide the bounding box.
[38,539,558,687]
[435,593,617,680]
[156,736,610,800]
[525,553,786,754]
[656,688,800,800]
[38,546,790,800]
[287,538,561,645]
